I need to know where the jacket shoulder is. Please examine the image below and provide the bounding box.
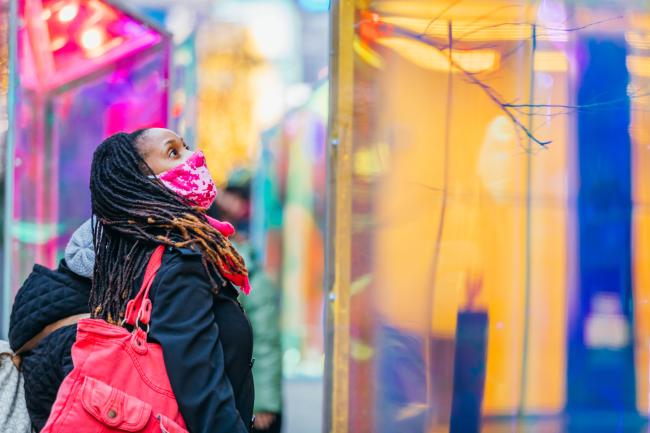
[9,266,90,351]
[155,246,226,293]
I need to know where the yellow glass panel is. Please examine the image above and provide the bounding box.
[327,1,649,431]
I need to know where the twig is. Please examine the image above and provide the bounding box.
[363,9,628,148]
[505,92,650,112]
[541,15,624,32]
[394,26,552,146]
[443,15,623,47]
[465,4,525,28]
[421,0,465,37]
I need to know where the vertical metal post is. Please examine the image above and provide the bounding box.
[2,0,17,338]
[519,23,537,416]
[425,20,454,429]
[323,0,354,432]
[163,36,173,128]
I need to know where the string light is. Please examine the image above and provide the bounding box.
[58,3,79,23]
[80,27,105,51]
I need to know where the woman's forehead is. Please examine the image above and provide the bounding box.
[140,128,180,148]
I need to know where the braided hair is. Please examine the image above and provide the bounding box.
[89,130,248,323]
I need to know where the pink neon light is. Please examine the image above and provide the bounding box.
[19,0,162,91]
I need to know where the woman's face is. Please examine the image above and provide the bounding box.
[137,128,192,175]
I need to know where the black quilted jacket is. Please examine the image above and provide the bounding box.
[8,260,91,431]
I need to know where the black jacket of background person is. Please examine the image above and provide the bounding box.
[9,260,91,431]
[10,246,254,433]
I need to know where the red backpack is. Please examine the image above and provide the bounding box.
[41,245,188,433]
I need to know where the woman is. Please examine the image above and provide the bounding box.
[89,128,254,433]
[8,219,94,431]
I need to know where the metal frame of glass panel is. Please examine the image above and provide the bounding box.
[1,0,17,339]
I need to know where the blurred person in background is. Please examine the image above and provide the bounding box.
[209,168,283,433]
[8,219,94,431]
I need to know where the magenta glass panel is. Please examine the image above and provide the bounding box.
[10,0,170,297]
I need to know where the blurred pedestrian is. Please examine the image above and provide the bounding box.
[209,168,283,433]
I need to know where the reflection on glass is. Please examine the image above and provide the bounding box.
[327,0,650,432]
[8,0,170,299]
[254,81,328,377]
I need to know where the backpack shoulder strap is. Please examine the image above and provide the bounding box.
[9,313,90,369]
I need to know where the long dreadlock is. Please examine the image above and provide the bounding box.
[89,130,248,323]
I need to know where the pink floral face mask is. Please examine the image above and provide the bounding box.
[155,151,237,241]
[157,151,216,209]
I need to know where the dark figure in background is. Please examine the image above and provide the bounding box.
[89,128,254,433]
[209,168,283,433]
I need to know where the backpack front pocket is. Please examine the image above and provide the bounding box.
[81,376,152,431]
